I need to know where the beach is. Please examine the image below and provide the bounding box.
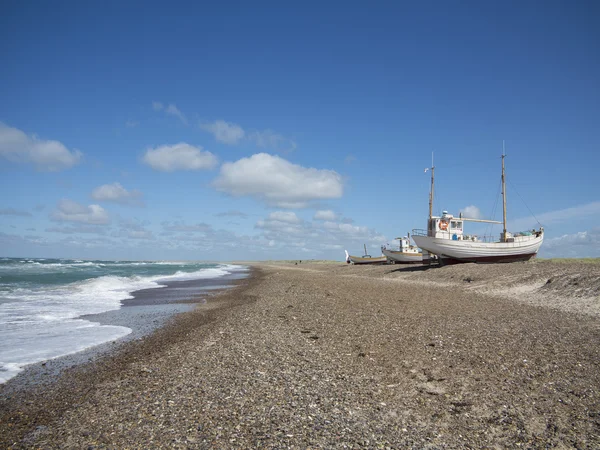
[1,260,600,448]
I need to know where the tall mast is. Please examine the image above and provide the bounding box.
[502,142,507,242]
[428,152,435,221]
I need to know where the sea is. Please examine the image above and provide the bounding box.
[0,257,247,384]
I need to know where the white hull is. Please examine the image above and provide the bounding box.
[412,234,543,264]
[345,250,387,265]
[381,248,423,264]
[347,255,387,265]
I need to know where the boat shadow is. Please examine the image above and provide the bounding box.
[385,264,439,274]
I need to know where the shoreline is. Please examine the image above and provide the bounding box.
[0,267,250,395]
[2,261,600,448]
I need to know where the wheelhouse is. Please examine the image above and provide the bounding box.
[427,211,465,240]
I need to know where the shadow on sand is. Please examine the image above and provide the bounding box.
[385,264,439,274]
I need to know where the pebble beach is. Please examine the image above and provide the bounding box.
[1,260,600,448]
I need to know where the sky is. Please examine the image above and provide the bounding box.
[1,1,599,261]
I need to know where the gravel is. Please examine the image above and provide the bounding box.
[1,260,599,449]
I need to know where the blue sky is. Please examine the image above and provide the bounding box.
[1,1,599,261]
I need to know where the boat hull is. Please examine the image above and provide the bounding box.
[347,255,388,265]
[381,249,423,264]
[411,234,543,265]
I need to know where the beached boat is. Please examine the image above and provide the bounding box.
[345,246,388,265]
[381,235,423,264]
[411,152,544,265]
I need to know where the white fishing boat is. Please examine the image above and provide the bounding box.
[381,235,423,264]
[411,151,544,265]
[345,245,387,265]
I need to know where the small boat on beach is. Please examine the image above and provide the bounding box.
[381,235,423,264]
[411,151,544,265]
[345,245,388,265]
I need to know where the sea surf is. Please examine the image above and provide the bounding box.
[0,257,247,383]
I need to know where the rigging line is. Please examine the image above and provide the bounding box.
[486,178,502,237]
[432,156,502,171]
[507,178,542,226]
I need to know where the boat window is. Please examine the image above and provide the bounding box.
[450,221,462,230]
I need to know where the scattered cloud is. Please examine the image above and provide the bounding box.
[162,221,213,233]
[314,210,337,221]
[142,143,218,172]
[199,120,245,145]
[125,120,139,128]
[344,155,356,164]
[256,213,306,234]
[509,201,600,232]
[199,119,295,151]
[0,122,82,171]
[268,211,301,224]
[152,102,187,125]
[91,182,144,206]
[214,210,248,218]
[165,104,188,125]
[253,211,386,257]
[50,199,110,225]
[213,153,343,208]
[0,207,32,217]
[540,228,600,258]
[46,225,108,235]
[460,205,482,219]
[111,217,155,240]
[247,130,297,152]
[536,201,600,226]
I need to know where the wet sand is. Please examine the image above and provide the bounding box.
[1,260,599,448]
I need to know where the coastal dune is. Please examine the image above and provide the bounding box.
[1,261,600,448]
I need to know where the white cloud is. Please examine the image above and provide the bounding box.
[540,228,600,258]
[142,143,218,172]
[125,120,139,128]
[50,199,110,225]
[0,122,82,171]
[152,101,164,111]
[213,153,343,208]
[247,129,297,152]
[314,210,337,221]
[535,201,600,226]
[460,205,482,219]
[509,201,600,232]
[0,208,32,217]
[268,211,301,224]
[200,120,245,145]
[253,211,386,258]
[165,104,188,125]
[91,182,144,206]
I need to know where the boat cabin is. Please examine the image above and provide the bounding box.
[398,236,412,251]
[427,211,471,240]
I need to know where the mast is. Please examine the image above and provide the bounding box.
[501,142,507,242]
[428,152,435,221]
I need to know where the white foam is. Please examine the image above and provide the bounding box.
[0,320,131,383]
[0,262,245,384]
